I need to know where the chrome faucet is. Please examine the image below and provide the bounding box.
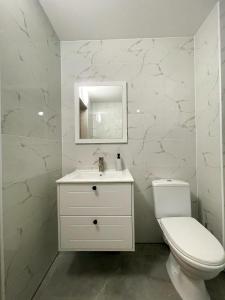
[98,157,104,173]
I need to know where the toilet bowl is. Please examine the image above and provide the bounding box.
[159,217,225,300]
[152,179,225,300]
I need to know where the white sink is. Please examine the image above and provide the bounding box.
[56,169,134,183]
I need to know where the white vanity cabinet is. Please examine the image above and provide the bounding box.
[57,169,135,251]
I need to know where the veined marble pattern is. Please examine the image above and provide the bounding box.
[220,0,225,247]
[0,0,61,299]
[195,3,224,243]
[61,37,196,243]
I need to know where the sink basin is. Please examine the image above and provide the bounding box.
[56,169,134,183]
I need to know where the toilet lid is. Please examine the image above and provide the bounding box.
[160,217,225,266]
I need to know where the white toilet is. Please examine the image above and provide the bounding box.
[152,179,225,300]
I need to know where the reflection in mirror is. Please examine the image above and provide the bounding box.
[75,82,127,144]
[79,86,123,139]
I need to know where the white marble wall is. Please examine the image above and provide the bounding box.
[61,38,196,242]
[195,3,224,243]
[220,0,225,247]
[0,0,61,299]
[0,67,4,299]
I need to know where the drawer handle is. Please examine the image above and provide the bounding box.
[93,219,98,225]
[92,186,97,191]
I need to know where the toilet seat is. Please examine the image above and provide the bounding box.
[160,217,225,269]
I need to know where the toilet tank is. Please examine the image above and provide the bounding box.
[152,179,191,219]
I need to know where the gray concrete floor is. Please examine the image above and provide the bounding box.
[33,244,225,300]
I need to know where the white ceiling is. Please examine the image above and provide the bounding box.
[39,0,217,40]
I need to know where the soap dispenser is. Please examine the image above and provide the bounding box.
[116,153,122,171]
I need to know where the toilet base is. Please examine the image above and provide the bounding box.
[166,253,210,300]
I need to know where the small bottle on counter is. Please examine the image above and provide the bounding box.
[116,153,123,171]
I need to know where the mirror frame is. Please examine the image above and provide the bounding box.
[74,81,128,144]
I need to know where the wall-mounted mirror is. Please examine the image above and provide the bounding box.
[75,81,127,144]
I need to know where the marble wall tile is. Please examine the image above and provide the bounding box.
[2,135,61,185]
[220,0,225,247]
[61,37,196,242]
[0,0,61,299]
[2,85,61,140]
[3,170,60,300]
[0,1,61,140]
[195,3,224,243]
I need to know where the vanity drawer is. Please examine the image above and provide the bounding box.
[60,216,133,250]
[59,183,131,215]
